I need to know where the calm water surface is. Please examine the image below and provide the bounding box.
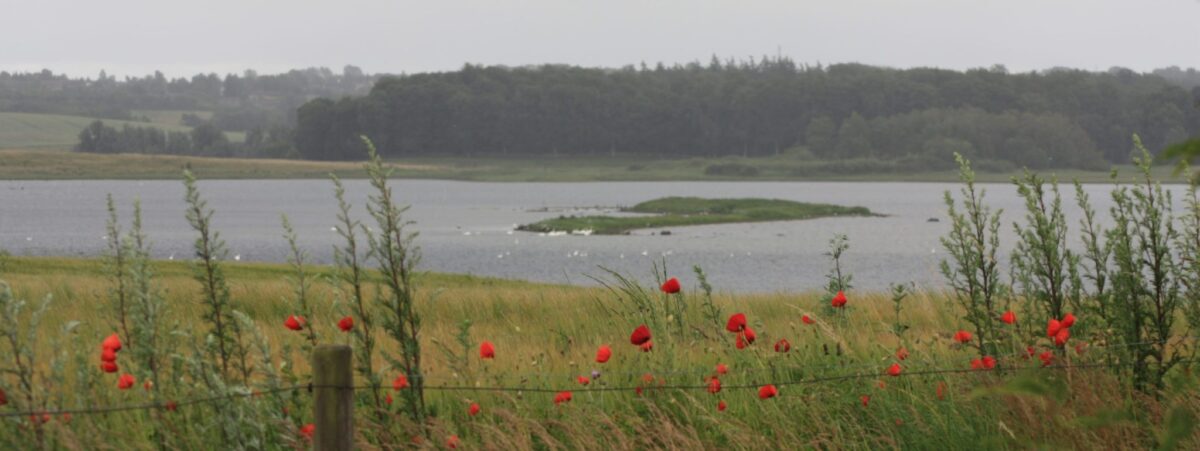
[0,180,1180,292]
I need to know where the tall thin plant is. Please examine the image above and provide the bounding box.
[940,153,1004,357]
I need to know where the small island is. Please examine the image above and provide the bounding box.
[517,196,877,235]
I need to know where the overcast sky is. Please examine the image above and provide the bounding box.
[3,0,1198,78]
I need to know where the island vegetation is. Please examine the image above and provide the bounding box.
[516,196,876,235]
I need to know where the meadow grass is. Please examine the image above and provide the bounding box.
[1,255,1193,449]
[518,197,875,234]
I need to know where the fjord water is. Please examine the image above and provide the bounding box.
[0,179,1179,292]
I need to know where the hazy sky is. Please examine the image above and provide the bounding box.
[3,0,1198,78]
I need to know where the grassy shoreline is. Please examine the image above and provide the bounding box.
[517,196,876,234]
[0,149,1189,183]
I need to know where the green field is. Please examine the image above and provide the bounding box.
[0,111,243,151]
[1,149,1190,183]
[518,196,876,234]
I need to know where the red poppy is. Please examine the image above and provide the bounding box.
[981,355,996,369]
[953,330,972,344]
[642,373,655,383]
[1039,351,1054,367]
[758,384,778,399]
[1000,311,1016,324]
[726,313,747,332]
[588,344,609,364]
[774,338,791,353]
[707,377,722,394]
[338,316,354,332]
[165,401,177,412]
[640,341,654,352]
[284,315,304,331]
[661,277,681,294]
[554,391,572,405]
[577,375,590,386]
[102,333,122,352]
[101,347,118,363]
[831,291,848,308]
[715,363,728,375]
[100,361,119,373]
[0,388,6,406]
[635,386,644,396]
[469,403,480,416]
[802,315,815,325]
[447,435,461,449]
[1054,327,1070,347]
[1026,346,1036,358]
[630,324,652,345]
[479,341,495,359]
[1046,319,1061,338]
[1074,342,1088,355]
[117,373,136,390]
[299,423,315,440]
[736,333,748,350]
[970,359,982,370]
[717,400,727,411]
[743,327,757,344]
[896,347,909,361]
[861,395,870,407]
[385,393,394,405]
[1060,312,1076,328]
[936,382,945,400]
[392,374,409,390]
[887,363,902,377]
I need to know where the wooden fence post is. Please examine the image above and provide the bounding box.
[313,345,353,451]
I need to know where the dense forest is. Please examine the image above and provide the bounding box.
[0,66,375,130]
[294,59,1200,170]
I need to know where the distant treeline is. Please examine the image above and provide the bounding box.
[76,120,294,158]
[0,66,375,130]
[294,59,1200,169]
